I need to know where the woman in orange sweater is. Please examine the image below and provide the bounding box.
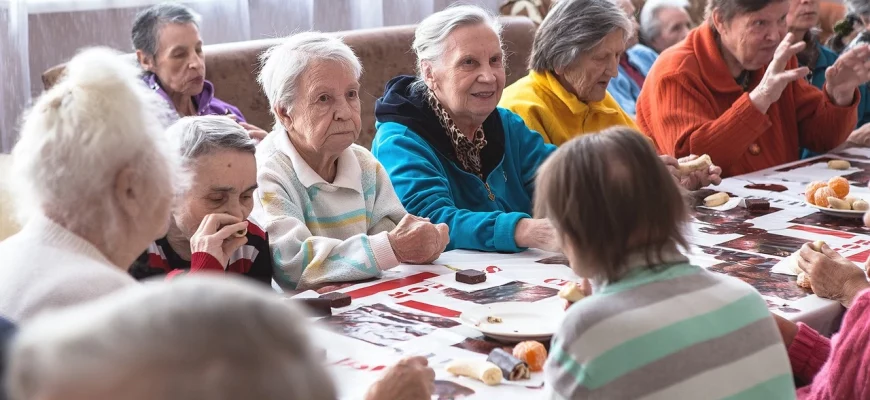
[637,0,870,177]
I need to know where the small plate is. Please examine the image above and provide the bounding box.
[807,203,866,219]
[459,302,564,343]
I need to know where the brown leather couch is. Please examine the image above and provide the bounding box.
[42,17,536,149]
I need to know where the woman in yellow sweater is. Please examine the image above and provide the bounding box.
[500,0,637,145]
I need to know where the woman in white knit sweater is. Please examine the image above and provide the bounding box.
[0,48,180,322]
[254,32,450,291]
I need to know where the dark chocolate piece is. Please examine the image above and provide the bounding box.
[487,348,530,381]
[319,292,352,308]
[290,298,332,317]
[744,199,770,211]
[456,269,486,284]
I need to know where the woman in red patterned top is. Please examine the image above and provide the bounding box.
[131,116,272,285]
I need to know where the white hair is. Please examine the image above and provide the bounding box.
[169,116,256,162]
[10,47,180,247]
[6,275,337,400]
[257,32,362,130]
[412,4,503,92]
[640,0,690,45]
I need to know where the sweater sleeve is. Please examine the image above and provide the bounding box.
[788,323,832,383]
[795,289,870,400]
[793,79,857,153]
[643,73,773,167]
[367,160,407,235]
[255,170,399,291]
[372,129,530,253]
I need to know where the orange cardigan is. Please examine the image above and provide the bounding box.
[636,23,858,177]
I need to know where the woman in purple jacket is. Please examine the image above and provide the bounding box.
[131,3,267,142]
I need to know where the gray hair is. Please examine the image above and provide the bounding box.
[640,0,690,44]
[412,4,503,92]
[258,32,362,130]
[132,2,201,56]
[530,0,633,73]
[10,47,179,248]
[168,116,256,162]
[6,276,337,400]
[847,0,870,18]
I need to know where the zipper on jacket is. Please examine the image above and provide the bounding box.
[479,173,496,202]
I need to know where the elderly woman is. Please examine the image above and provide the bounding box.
[5,276,436,400]
[254,32,448,291]
[536,128,794,399]
[132,3,267,141]
[0,48,178,321]
[637,0,870,177]
[130,116,272,284]
[640,0,694,53]
[372,5,561,253]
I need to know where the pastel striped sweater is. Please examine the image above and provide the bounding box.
[252,130,406,290]
[545,254,796,399]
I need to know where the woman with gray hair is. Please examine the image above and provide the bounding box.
[132,2,268,141]
[129,116,272,284]
[372,5,560,254]
[0,47,179,322]
[5,275,436,400]
[255,32,448,291]
[640,0,694,53]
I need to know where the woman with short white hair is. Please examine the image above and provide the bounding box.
[5,276,435,400]
[255,32,448,291]
[639,0,693,53]
[0,47,179,322]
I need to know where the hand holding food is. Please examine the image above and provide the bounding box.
[190,213,249,267]
[365,357,435,400]
[796,241,870,307]
[558,282,586,303]
[677,154,713,175]
[663,154,722,190]
[446,359,502,385]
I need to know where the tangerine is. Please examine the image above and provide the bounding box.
[805,181,827,205]
[828,176,850,199]
[512,340,547,372]
[814,187,837,208]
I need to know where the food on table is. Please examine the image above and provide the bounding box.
[814,187,837,208]
[828,176,850,199]
[446,359,503,385]
[828,197,851,210]
[487,348,530,381]
[512,341,547,372]
[233,227,247,238]
[558,282,586,303]
[677,154,713,175]
[854,199,870,211]
[845,195,859,206]
[456,269,486,284]
[797,272,813,291]
[486,316,503,323]
[743,199,770,211]
[703,192,730,207]
[805,181,827,204]
[809,240,825,252]
[827,159,851,170]
[291,298,333,317]
[319,292,352,308]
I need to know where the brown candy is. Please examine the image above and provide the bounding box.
[319,292,352,308]
[456,269,486,284]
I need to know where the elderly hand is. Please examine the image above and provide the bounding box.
[364,357,435,400]
[847,123,870,147]
[750,33,810,114]
[190,213,249,267]
[388,215,449,264]
[796,242,870,307]
[225,114,268,143]
[661,155,723,190]
[515,218,560,252]
[825,44,870,106]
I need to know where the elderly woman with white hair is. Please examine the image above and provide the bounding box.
[372,5,561,253]
[640,0,694,54]
[5,276,436,400]
[254,32,449,291]
[130,116,272,284]
[0,47,178,322]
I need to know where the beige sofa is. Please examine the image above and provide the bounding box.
[43,17,537,149]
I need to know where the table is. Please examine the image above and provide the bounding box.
[292,148,870,399]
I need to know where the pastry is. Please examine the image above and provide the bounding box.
[828,160,851,170]
[319,292,352,308]
[446,360,502,385]
[854,199,870,211]
[827,197,851,210]
[512,341,547,372]
[456,269,486,284]
[558,282,586,303]
[233,227,248,238]
[703,192,730,207]
[797,272,813,290]
[487,348,530,381]
[677,154,713,175]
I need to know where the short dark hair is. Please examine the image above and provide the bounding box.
[705,0,786,29]
[131,2,201,56]
[534,127,689,283]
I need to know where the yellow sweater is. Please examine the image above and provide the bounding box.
[500,71,637,146]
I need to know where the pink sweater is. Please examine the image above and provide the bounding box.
[788,289,870,399]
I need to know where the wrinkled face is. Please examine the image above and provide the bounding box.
[714,2,789,71]
[649,7,693,53]
[786,0,820,32]
[616,0,641,48]
[558,29,626,103]
[172,149,257,239]
[424,23,506,128]
[283,60,361,158]
[138,22,205,98]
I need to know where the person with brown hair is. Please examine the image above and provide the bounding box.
[535,127,794,399]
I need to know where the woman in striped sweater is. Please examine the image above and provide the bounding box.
[535,127,795,399]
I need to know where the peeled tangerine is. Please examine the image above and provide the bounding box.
[513,341,547,372]
[805,181,827,205]
[828,176,850,199]
[814,187,837,208]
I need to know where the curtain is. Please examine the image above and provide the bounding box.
[0,0,502,153]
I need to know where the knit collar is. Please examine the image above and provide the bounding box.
[692,23,763,95]
[24,213,116,269]
[530,70,618,116]
[274,130,363,193]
